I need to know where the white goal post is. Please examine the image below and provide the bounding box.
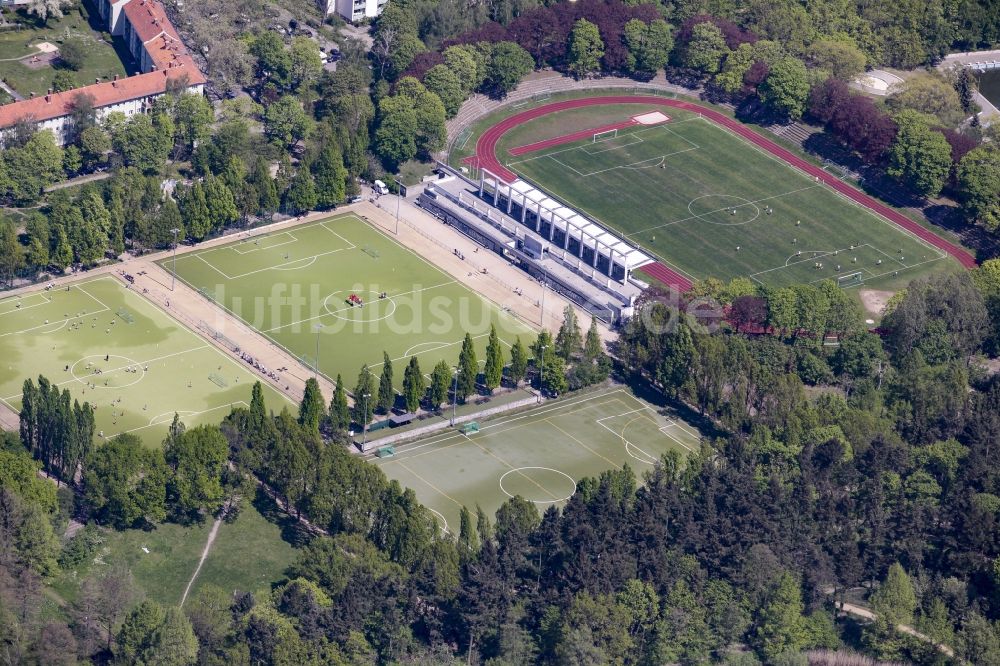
[837,272,863,288]
[593,128,618,143]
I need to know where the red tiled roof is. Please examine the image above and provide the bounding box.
[123,0,177,45]
[0,63,205,129]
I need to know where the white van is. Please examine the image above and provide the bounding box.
[373,180,389,195]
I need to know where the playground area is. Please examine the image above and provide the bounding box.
[0,276,290,444]
[0,6,126,100]
[163,213,538,385]
[374,385,702,531]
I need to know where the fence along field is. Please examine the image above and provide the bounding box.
[374,386,701,532]
[164,214,537,385]
[499,106,952,291]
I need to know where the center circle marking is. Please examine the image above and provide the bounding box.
[499,466,577,504]
[688,194,760,225]
[70,354,146,389]
[322,290,397,323]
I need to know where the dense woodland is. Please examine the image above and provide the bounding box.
[2,260,1000,664]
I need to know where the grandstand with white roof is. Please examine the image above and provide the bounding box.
[477,169,653,283]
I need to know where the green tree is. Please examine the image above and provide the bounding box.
[57,38,86,70]
[353,364,376,426]
[289,35,323,92]
[555,306,582,360]
[172,93,214,158]
[887,72,966,127]
[483,325,505,392]
[443,45,484,94]
[312,143,348,209]
[752,572,808,660]
[328,374,351,433]
[759,57,811,119]
[0,221,24,288]
[374,94,418,168]
[377,351,395,413]
[203,175,238,232]
[299,377,325,433]
[508,337,528,387]
[250,30,291,88]
[412,88,447,156]
[84,434,167,528]
[402,356,426,413]
[116,601,198,666]
[78,125,111,170]
[583,317,603,361]
[568,19,604,79]
[263,96,311,148]
[457,333,478,401]
[179,182,211,240]
[888,110,953,197]
[458,504,479,555]
[483,42,534,97]
[283,165,317,215]
[870,563,917,627]
[164,424,228,523]
[624,19,673,76]
[805,39,867,80]
[429,360,452,408]
[424,64,465,117]
[957,146,1000,231]
[684,22,729,75]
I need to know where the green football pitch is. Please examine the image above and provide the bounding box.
[374,385,701,531]
[0,276,291,444]
[163,214,537,386]
[502,107,953,291]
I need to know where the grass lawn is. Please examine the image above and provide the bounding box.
[0,275,291,445]
[374,384,701,531]
[162,214,538,387]
[49,497,299,608]
[0,6,127,98]
[503,110,956,291]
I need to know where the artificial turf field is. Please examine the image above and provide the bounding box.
[164,213,537,385]
[497,105,953,291]
[374,385,701,531]
[0,276,290,444]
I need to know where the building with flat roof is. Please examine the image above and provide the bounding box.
[0,0,205,146]
[320,0,388,23]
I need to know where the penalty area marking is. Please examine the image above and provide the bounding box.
[427,508,450,535]
[499,466,577,504]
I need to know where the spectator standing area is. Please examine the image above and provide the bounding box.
[0,276,290,443]
[163,214,538,384]
[460,95,972,293]
[374,385,701,532]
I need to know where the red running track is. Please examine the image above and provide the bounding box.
[508,119,637,156]
[470,96,977,273]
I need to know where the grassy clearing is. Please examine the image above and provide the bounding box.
[49,498,298,608]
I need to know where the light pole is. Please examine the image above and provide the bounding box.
[361,392,371,447]
[537,344,547,404]
[312,324,322,379]
[170,228,180,291]
[451,367,459,426]
[394,179,403,235]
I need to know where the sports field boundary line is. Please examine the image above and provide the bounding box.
[467,95,975,270]
[168,213,535,388]
[374,390,632,461]
[0,292,52,318]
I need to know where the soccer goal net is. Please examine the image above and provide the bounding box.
[837,272,863,288]
[593,128,618,143]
